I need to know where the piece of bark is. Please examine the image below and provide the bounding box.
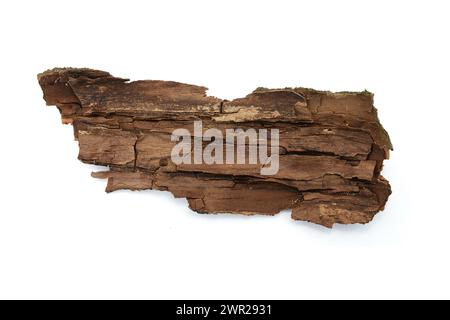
[38,67,392,228]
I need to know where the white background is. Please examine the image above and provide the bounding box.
[0,0,449,299]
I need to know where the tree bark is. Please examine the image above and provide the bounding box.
[38,68,392,228]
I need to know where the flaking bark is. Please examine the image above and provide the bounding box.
[38,68,392,228]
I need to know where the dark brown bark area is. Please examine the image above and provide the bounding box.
[38,68,392,228]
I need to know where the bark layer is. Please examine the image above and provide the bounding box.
[38,68,392,228]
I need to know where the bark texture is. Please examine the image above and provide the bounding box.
[38,68,392,228]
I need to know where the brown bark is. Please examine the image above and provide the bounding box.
[38,67,392,228]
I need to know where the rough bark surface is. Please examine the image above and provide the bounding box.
[38,67,392,228]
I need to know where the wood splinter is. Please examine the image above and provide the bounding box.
[38,67,392,228]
